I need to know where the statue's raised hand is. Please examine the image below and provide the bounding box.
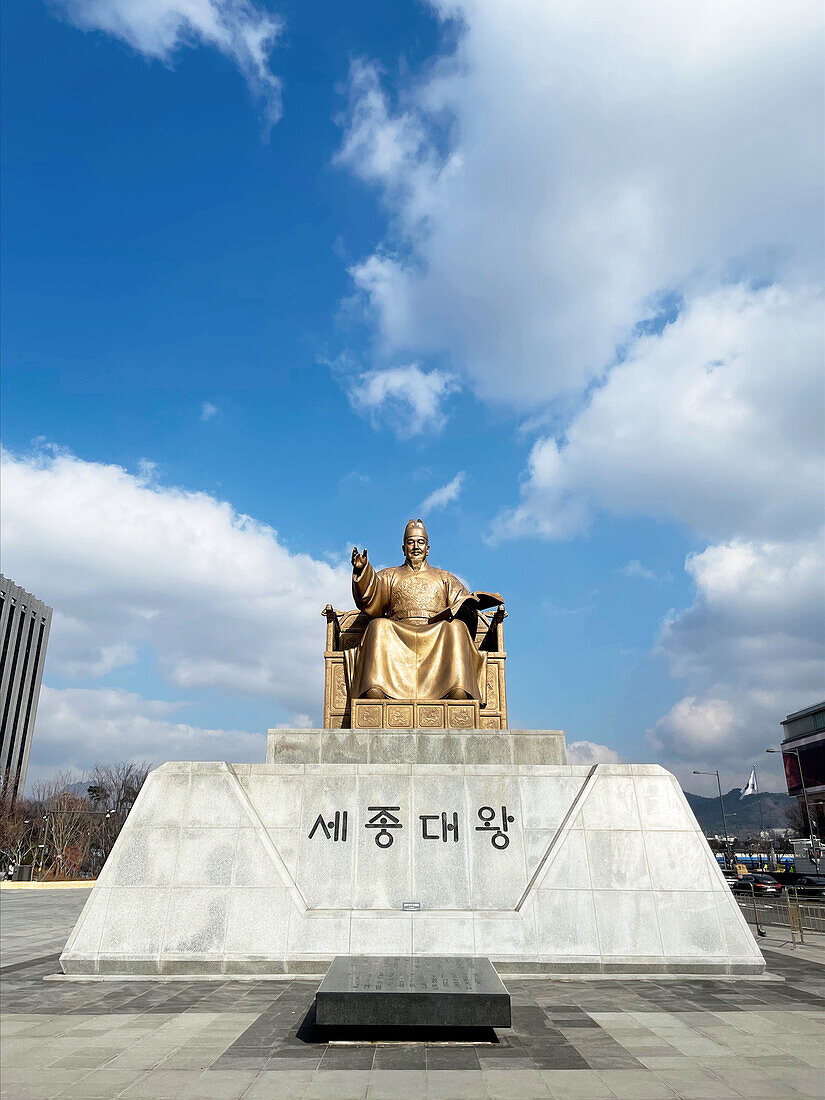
[351,546,368,574]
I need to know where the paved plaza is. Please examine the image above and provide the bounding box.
[2,888,824,1099]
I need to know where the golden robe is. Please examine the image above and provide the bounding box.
[349,561,485,701]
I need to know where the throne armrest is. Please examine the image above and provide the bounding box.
[322,606,371,652]
[476,606,506,652]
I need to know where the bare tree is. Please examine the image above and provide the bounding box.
[0,773,39,876]
[2,763,152,879]
[784,800,810,837]
[87,761,151,816]
[30,772,93,879]
[86,761,152,863]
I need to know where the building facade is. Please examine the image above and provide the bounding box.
[0,575,52,801]
[780,700,825,840]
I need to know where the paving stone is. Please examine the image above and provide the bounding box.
[53,1069,150,1098]
[156,1049,227,1069]
[3,891,825,1099]
[0,1066,90,1098]
[426,1070,491,1098]
[482,1067,552,1097]
[47,1051,125,1071]
[708,1067,806,1097]
[119,1068,258,1099]
[263,1056,326,1071]
[795,1050,825,1068]
[426,1046,481,1070]
[761,1064,825,1096]
[650,1068,740,1098]
[637,1055,695,1069]
[372,1044,426,1070]
[365,1070,428,1099]
[595,1069,679,1098]
[317,1048,376,1072]
[541,1068,618,1096]
[304,1070,372,1099]
[102,1047,178,1072]
[243,1070,315,1097]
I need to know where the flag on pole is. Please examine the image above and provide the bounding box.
[740,766,758,799]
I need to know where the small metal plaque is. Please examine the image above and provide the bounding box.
[402,901,421,911]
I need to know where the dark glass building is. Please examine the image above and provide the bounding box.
[780,701,825,837]
[0,575,52,802]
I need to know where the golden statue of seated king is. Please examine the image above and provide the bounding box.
[322,519,506,730]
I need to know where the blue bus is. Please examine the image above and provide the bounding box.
[715,853,794,871]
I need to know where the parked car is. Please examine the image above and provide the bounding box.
[731,873,783,896]
[769,873,825,898]
[721,869,739,888]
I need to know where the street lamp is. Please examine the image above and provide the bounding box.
[35,814,49,880]
[693,770,731,861]
[766,747,819,839]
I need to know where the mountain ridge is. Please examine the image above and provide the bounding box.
[682,787,795,837]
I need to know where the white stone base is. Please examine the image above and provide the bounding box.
[60,751,764,977]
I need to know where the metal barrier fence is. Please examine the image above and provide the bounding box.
[735,887,825,944]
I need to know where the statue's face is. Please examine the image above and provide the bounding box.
[403,534,429,566]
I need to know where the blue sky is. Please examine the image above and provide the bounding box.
[3,0,823,792]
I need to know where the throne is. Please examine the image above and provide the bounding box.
[322,606,508,730]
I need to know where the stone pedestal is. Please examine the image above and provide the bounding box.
[60,728,764,978]
[267,727,567,766]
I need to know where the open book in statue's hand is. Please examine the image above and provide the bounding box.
[428,591,504,627]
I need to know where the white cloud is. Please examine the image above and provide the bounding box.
[2,448,351,718]
[50,631,138,679]
[348,364,459,436]
[333,3,823,789]
[652,697,737,757]
[200,401,219,421]
[567,740,623,767]
[336,59,440,215]
[56,0,284,127]
[476,278,822,789]
[663,537,825,687]
[420,472,465,514]
[137,458,158,481]
[619,561,661,583]
[494,283,824,543]
[26,686,264,790]
[336,12,825,796]
[650,534,825,787]
[273,713,312,730]
[338,2,823,406]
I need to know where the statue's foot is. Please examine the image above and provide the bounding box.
[363,687,387,699]
[446,689,473,700]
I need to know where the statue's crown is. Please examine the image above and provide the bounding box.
[404,518,428,541]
